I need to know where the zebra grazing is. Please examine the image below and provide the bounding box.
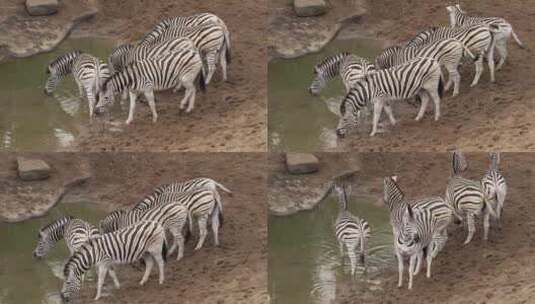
[445,151,497,245]
[309,52,376,95]
[45,51,111,120]
[154,177,232,197]
[481,152,507,227]
[405,24,498,87]
[139,23,230,85]
[61,220,167,302]
[108,37,196,76]
[375,38,475,97]
[96,49,205,124]
[99,202,189,261]
[132,188,223,251]
[446,4,524,70]
[332,183,370,277]
[336,57,444,137]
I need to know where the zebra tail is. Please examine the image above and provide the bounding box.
[187,211,194,235]
[224,29,232,64]
[511,29,525,49]
[218,203,224,229]
[359,232,366,264]
[214,181,232,196]
[161,237,168,263]
[437,71,445,99]
[197,69,206,93]
[214,191,224,228]
[184,222,191,243]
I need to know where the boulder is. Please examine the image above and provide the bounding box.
[25,0,59,16]
[17,157,51,181]
[286,153,319,174]
[294,0,328,17]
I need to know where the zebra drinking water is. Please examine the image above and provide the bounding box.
[44,51,111,120]
[336,57,444,137]
[445,151,497,245]
[61,220,167,302]
[308,53,376,95]
[375,38,475,97]
[96,49,206,124]
[446,4,524,70]
[481,152,507,227]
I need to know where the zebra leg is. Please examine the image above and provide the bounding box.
[446,65,461,97]
[181,78,197,113]
[495,40,507,71]
[413,250,423,276]
[427,87,441,121]
[414,92,430,121]
[194,215,209,251]
[396,250,404,288]
[483,211,491,241]
[205,51,218,84]
[211,208,220,247]
[470,56,484,87]
[152,252,165,284]
[347,242,358,277]
[408,254,417,290]
[107,267,120,289]
[140,254,154,286]
[383,104,397,126]
[338,240,345,257]
[143,89,158,123]
[426,246,433,279]
[94,264,108,300]
[464,213,476,245]
[126,91,138,125]
[173,82,183,93]
[487,43,496,83]
[121,90,128,101]
[87,90,96,122]
[370,99,385,137]
[169,225,185,261]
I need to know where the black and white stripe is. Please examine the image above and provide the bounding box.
[309,53,376,95]
[132,188,223,251]
[108,43,135,73]
[154,177,232,197]
[61,220,167,302]
[44,50,82,95]
[336,57,444,137]
[405,24,498,87]
[481,152,507,226]
[445,151,497,245]
[96,49,205,124]
[99,202,188,261]
[446,4,524,70]
[139,23,230,85]
[375,38,475,96]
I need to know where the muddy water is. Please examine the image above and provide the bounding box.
[0,200,106,304]
[0,38,116,152]
[268,195,395,304]
[268,38,384,152]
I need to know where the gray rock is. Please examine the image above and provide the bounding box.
[17,157,51,181]
[25,0,59,16]
[286,153,319,174]
[294,0,328,17]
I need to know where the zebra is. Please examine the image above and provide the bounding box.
[383,176,452,289]
[61,220,167,302]
[446,4,524,70]
[131,188,223,251]
[375,38,475,97]
[308,52,376,95]
[99,202,189,261]
[44,51,111,120]
[108,43,135,73]
[405,24,498,87]
[154,177,232,197]
[96,49,206,124]
[139,23,230,85]
[332,183,370,277]
[140,13,230,53]
[336,57,444,137]
[445,151,497,245]
[481,152,507,227]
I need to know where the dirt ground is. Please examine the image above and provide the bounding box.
[270,0,535,152]
[68,0,267,152]
[1,152,267,303]
[270,153,535,303]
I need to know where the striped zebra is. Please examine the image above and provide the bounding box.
[481,152,507,227]
[154,177,232,197]
[383,176,453,289]
[336,57,444,137]
[446,4,524,70]
[309,52,376,95]
[405,24,498,87]
[332,183,370,277]
[131,188,223,251]
[108,43,134,73]
[139,23,230,85]
[61,220,167,302]
[445,151,497,245]
[99,202,188,261]
[45,51,111,120]
[140,13,230,52]
[375,38,475,97]
[96,49,205,124]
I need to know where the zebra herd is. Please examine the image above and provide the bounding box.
[308,4,524,137]
[328,152,506,289]
[44,13,231,124]
[32,177,231,302]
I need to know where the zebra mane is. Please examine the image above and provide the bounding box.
[314,52,352,73]
[39,215,73,233]
[383,176,405,211]
[47,50,82,73]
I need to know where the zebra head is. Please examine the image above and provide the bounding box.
[99,209,127,233]
[44,50,81,96]
[33,216,72,259]
[336,86,367,138]
[309,66,328,96]
[95,79,116,112]
[446,4,464,27]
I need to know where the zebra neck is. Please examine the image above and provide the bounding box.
[48,217,70,243]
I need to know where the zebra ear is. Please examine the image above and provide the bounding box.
[391,175,398,182]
